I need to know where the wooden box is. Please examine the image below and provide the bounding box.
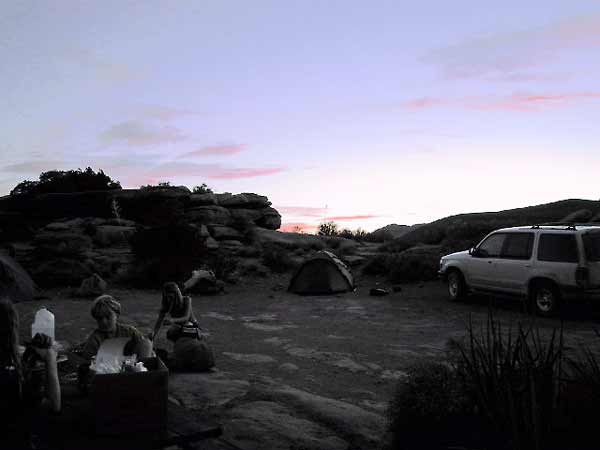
[90,356,168,436]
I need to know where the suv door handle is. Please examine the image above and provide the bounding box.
[487,261,493,264]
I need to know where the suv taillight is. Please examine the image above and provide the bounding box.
[575,267,589,287]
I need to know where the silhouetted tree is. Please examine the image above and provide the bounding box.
[318,221,339,236]
[10,167,121,196]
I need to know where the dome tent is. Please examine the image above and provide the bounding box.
[288,251,354,295]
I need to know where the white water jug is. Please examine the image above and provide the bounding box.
[32,307,55,342]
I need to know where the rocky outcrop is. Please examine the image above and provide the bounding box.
[0,188,281,288]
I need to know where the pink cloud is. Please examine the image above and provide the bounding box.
[179,145,245,158]
[122,162,285,185]
[325,215,380,221]
[280,222,319,234]
[402,97,447,109]
[100,121,187,147]
[207,167,285,179]
[424,15,600,80]
[467,92,600,111]
[395,92,600,112]
[276,206,328,218]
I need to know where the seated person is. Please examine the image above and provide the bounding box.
[149,283,214,372]
[0,297,60,448]
[149,282,201,343]
[81,295,152,360]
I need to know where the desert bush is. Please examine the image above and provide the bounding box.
[10,167,121,196]
[454,312,566,450]
[388,253,439,283]
[261,244,296,273]
[318,221,338,236]
[387,362,481,450]
[192,183,213,194]
[362,254,395,276]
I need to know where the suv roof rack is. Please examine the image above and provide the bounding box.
[530,222,600,230]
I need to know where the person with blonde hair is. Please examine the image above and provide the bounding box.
[81,294,151,360]
[149,282,214,371]
[0,297,61,448]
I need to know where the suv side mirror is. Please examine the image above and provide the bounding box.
[469,247,480,257]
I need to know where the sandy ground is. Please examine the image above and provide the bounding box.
[14,276,600,449]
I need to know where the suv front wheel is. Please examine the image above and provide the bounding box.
[530,281,561,317]
[447,270,466,301]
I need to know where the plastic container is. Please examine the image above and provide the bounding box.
[31,307,55,342]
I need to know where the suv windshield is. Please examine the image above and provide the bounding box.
[583,232,600,262]
[538,234,578,263]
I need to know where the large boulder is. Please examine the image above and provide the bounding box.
[185,206,232,225]
[218,193,271,209]
[256,207,282,230]
[230,208,263,225]
[93,225,136,247]
[31,258,93,287]
[76,273,108,297]
[33,230,93,257]
[207,225,244,241]
[189,193,218,206]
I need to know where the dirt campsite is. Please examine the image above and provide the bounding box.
[14,273,600,450]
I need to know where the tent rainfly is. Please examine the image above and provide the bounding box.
[288,251,354,295]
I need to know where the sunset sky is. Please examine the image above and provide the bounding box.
[2,1,599,232]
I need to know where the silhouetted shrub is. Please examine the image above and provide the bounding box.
[261,244,296,273]
[10,167,121,196]
[192,183,213,194]
[387,362,480,450]
[318,221,338,236]
[388,253,439,283]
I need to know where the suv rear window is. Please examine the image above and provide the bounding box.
[537,234,578,263]
[502,233,534,259]
[583,232,600,262]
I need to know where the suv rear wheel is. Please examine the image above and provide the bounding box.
[530,281,561,317]
[447,270,466,301]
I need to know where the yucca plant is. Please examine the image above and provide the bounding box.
[455,309,565,450]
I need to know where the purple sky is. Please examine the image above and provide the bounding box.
[2,1,599,232]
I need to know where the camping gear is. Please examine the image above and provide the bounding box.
[0,253,38,302]
[172,337,215,372]
[32,307,54,341]
[288,251,354,295]
[90,356,168,436]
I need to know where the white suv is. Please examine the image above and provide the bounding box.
[438,225,600,315]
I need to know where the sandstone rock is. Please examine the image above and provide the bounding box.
[104,217,136,227]
[93,225,136,247]
[189,193,217,206]
[229,208,263,224]
[205,237,219,250]
[342,255,366,267]
[220,240,244,250]
[34,231,93,257]
[214,192,233,205]
[218,193,271,209]
[207,225,243,241]
[45,222,71,231]
[169,372,250,409]
[256,207,282,230]
[76,273,107,297]
[198,224,210,237]
[226,401,348,450]
[185,206,231,225]
[31,258,93,287]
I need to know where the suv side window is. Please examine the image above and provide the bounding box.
[537,234,578,263]
[477,233,506,258]
[583,232,600,262]
[502,233,534,259]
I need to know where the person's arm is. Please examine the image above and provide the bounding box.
[150,310,167,340]
[170,296,193,324]
[80,331,101,361]
[33,346,61,413]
